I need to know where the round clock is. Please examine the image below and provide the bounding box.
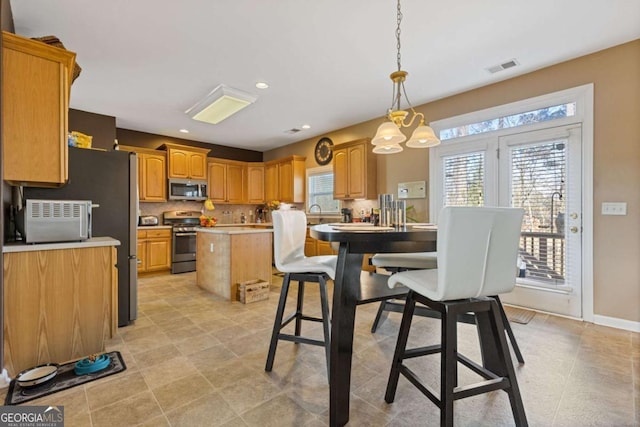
[314,137,334,165]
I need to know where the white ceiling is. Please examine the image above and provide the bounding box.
[11,0,640,152]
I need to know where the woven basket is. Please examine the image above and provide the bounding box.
[32,35,82,83]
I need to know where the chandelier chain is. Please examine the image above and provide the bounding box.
[396,0,402,71]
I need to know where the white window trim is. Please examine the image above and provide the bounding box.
[428,84,594,322]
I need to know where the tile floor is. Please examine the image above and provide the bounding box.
[4,271,639,426]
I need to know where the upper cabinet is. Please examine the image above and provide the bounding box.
[246,163,265,204]
[162,143,210,180]
[119,145,167,202]
[2,31,76,187]
[333,138,377,200]
[207,158,245,204]
[264,156,306,203]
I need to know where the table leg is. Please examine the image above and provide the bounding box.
[330,242,363,427]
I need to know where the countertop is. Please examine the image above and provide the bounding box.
[196,227,273,235]
[3,236,121,253]
[137,225,172,229]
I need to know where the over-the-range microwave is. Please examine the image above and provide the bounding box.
[168,178,207,201]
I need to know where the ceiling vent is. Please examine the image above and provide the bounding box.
[284,128,302,134]
[487,59,519,74]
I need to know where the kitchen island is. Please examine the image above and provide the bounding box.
[196,227,273,301]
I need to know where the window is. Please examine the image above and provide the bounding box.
[307,166,340,214]
[443,152,485,207]
[439,102,576,141]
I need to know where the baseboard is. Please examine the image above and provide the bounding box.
[593,314,640,332]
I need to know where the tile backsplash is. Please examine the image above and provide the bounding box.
[139,202,263,224]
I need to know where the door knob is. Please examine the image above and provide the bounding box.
[570,212,578,219]
[570,226,579,233]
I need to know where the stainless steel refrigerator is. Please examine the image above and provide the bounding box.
[25,147,138,327]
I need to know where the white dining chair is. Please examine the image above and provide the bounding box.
[265,210,337,377]
[370,250,524,364]
[385,207,528,426]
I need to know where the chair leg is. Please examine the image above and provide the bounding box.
[318,275,331,379]
[441,306,458,427]
[493,295,525,364]
[370,300,388,333]
[295,281,305,337]
[487,300,528,426]
[385,291,417,403]
[265,273,292,372]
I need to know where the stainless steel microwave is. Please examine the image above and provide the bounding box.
[168,178,207,201]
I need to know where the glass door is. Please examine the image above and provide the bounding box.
[498,125,583,317]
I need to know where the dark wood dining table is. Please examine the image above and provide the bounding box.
[309,224,437,427]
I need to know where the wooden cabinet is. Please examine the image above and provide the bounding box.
[3,244,118,376]
[120,146,167,202]
[207,158,245,204]
[162,143,210,180]
[138,228,172,273]
[333,138,377,200]
[2,31,76,187]
[264,156,306,203]
[246,163,265,204]
[305,228,338,257]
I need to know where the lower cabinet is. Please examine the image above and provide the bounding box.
[138,228,172,273]
[3,245,118,376]
[305,229,338,257]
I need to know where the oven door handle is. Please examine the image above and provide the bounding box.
[175,232,197,237]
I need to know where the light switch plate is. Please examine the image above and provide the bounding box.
[601,202,627,215]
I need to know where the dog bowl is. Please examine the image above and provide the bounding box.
[16,363,59,388]
[74,354,110,375]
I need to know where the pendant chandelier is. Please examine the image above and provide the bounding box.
[371,0,441,154]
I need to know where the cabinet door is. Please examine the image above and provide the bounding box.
[265,163,279,202]
[168,149,189,178]
[347,145,366,199]
[333,148,348,199]
[141,154,167,201]
[208,162,227,203]
[2,33,75,187]
[316,240,337,256]
[247,164,265,204]
[137,155,146,200]
[226,163,245,203]
[137,241,147,272]
[279,161,293,202]
[146,239,171,271]
[304,238,317,257]
[188,152,208,180]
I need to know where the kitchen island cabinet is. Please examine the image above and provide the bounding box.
[2,237,119,377]
[196,227,272,301]
[2,31,76,187]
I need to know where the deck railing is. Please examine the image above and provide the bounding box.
[519,231,565,282]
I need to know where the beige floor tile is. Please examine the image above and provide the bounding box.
[240,394,317,427]
[85,370,149,411]
[151,373,213,413]
[219,375,282,415]
[132,343,181,368]
[140,355,199,389]
[90,390,162,427]
[175,333,223,356]
[165,391,238,427]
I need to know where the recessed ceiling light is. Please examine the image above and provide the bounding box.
[179,129,189,133]
[301,124,311,129]
[255,82,269,89]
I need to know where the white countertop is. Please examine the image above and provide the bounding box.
[196,227,273,235]
[215,222,272,227]
[3,236,121,253]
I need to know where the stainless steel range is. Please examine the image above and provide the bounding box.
[163,210,201,274]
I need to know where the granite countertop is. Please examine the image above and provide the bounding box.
[3,236,121,253]
[215,223,272,227]
[196,227,273,235]
[137,225,172,229]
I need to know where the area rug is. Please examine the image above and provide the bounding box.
[5,351,126,406]
[505,306,536,324]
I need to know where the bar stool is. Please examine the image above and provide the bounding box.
[265,210,337,377]
[370,251,525,364]
[385,207,528,426]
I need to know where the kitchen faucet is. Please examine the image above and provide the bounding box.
[309,204,322,223]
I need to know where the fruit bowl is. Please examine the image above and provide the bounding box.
[199,215,217,227]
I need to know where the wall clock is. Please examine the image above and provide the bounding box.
[314,137,333,165]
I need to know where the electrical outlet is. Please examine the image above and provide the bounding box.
[210,243,215,252]
[601,202,627,215]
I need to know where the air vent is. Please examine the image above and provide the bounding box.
[487,59,519,74]
[284,128,302,134]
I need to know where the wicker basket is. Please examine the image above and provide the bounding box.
[32,35,82,83]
